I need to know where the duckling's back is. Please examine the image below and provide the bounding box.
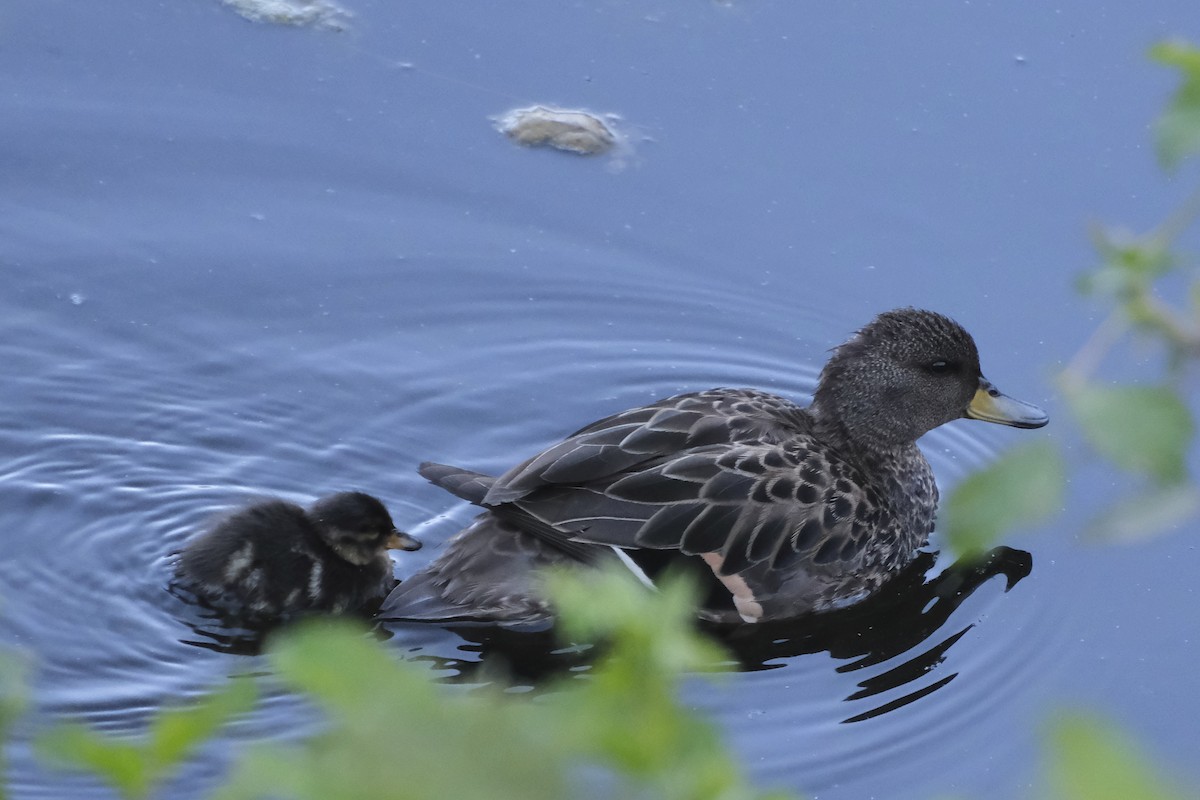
[177,500,317,614]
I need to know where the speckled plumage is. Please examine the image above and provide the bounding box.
[381,308,1047,624]
[177,491,421,619]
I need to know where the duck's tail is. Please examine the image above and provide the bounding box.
[418,462,495,505]
[418,461,604,565]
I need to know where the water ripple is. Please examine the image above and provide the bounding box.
[0,258,1052,798]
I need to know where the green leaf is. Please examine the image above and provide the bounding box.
[235,577,774,800]
[217,577,792,800]
[37,724,153,800]
[1046,712,1191,800]
[941,441,1065,557]
[1064,383,1194,483]
[1083,227,1173,298]
[237,619,572,800]
[36,679,252,800]
[1149,40,1200,169]
[147,678,255,769]
[0,654,26,732]
[213,747,310,800]
[545,567,728,674]
[0,655,24,800]
[544,568,758,800]
[265,619,418,718]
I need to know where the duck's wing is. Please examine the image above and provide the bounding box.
[512,440,885,577]
[483,388,813,505]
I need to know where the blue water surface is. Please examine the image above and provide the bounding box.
[2,2,1199,798]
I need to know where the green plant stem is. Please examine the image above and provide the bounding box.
[1150,182,1200,244]
[1061,308,1128,388]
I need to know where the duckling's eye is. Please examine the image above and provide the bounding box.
[928,360,958,375]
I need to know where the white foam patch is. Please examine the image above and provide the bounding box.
[219,0,352,30]
[495,106,618,156]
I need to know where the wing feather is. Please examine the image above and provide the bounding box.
[509,440,870,577]
[484,389,810,505]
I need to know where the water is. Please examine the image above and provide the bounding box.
[2,2,1199,798]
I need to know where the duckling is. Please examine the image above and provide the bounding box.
[379,308,1048,624]
[177,491,421,619]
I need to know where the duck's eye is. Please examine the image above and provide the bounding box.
[928,360,957,375]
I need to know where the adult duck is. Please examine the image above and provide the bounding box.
[381,308,1047,624]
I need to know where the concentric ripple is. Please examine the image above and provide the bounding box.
[1,249,1062,800]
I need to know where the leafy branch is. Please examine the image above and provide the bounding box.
[943,39,1200,552]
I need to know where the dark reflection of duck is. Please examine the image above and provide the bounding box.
[713,546,1033,722]
[176,491,421,621]
[381,308,1047,624]
[378,547,1034,717]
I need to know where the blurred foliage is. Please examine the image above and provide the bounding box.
[1150,40,1200,169]
[943,39,1200,553]
[1062,383,1193,484]
[942,442,1064,557]
[938,39,1200,798]
[26,575,1200,800]
[215,621,573,800]
[211,568,788,800]
[0,656,28,800]
[27,570,792,800]
[1045,712,1191,800]
[36,679,254,800]
[541,570,766,800]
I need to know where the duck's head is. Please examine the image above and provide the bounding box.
[812,308,1048,449]
[309,491,422,566]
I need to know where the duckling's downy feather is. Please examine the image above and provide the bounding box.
[178,492,417,620]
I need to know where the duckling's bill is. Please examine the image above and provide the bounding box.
[966,379,1049,429]
[386,531,423,551]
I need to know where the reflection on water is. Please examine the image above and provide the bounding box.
[715,546,1032,722]
[368,546,1032,726]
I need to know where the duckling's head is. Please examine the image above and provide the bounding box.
[308,492,422,566]
[812,308,1048,449]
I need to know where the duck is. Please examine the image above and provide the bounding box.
[177,491,421,619]
[379,308,1048,625]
